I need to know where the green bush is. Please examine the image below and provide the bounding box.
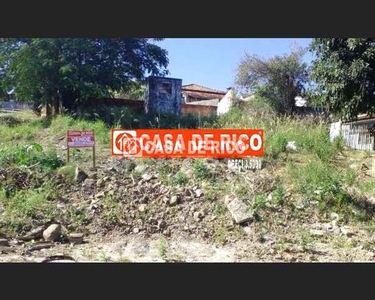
[0,143,64,172]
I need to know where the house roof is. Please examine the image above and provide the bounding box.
[182,84,227,100]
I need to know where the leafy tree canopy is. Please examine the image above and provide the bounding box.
[310,38,375,120]
[0,38,169,115]
[235,47,308,114]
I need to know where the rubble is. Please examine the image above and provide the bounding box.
[224,195,253,224]
[43,224,61,242]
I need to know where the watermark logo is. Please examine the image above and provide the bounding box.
[112,129,264,158]
[112,130,142,157]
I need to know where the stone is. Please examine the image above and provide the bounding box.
[142,173,153,182]
[134,164,148,174]
[43,224,62,242]
[169,196,179,206]
[193,211,203,221]
[68,233,84,244]
[286,141,298,151]
[19,226,45,241]
[194,189,203,198]
[310,229,325,237]
[340,226,354,237]
[95,191,105,199]
[27,242,54,252]
[225,197,252,224]
[133,228,140,234]
[157,220,166,230]
[74,167,88,183]
[0,239,9,246]
[139,204,147,213]
[243,227,252,236]
[82,178,95,188]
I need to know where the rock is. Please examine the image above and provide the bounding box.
[340,226,354,237]
[366,197,375,205]
[139,204,147,213]
[124,160,136,172]
[133,228,140,234]
[266,193,273,201]
[82,178,95,188]
[95,191,105,199]
[310,229,325,237]
[193,211,203,221]
[134,164,148,173]
[19,226,45,241]
[27,242,54,252]
[141,173,153,182]
[324,223,333,231]
[286,141,298,151]
[74,167,88,183]
[169,196,179,206]
[195,189,203,198]
[225,196,252,224]
[68,233,84,244]
[157,220,166,230]
[243,227,252,236]
[0,239,9,246]
[43,224,61,242]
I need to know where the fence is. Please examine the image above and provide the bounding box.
[340,122,375,151]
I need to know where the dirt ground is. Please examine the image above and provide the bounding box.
[2,111,375,263]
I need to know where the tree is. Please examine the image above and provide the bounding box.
[0,38,169,117]
[235,48,308,115]
[116,81,147,100]
[310,38,375,120]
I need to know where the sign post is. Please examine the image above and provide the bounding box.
[67,130,96,168]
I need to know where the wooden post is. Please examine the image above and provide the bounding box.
[93,145,96,168]
[66,131,70,164]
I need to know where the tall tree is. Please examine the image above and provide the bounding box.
[0,38,169,117]
[235,48,307,114]
[310,38,375,120]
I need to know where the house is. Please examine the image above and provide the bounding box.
[330,114,375,151]
[182,84,227,105]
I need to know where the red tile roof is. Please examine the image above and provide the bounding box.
[182,84,227,100]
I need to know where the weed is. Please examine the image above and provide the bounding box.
[213,201,226,216]
[158,236,168,260]
[193,159,212,181]
[297,230,312,247]
[174,170,188,186]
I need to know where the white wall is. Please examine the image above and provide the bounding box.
[217,89,234,115]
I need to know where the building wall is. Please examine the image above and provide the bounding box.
[188,99,220,106]
[217,89,234,115]
[145,77,182,115]
[181,104,217,117]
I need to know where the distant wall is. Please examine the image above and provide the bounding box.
[217,89,234,115]
[181,103,217,116]
[188,99,220,106]
[87,98,144,112]
[86,98,216,117]
[0,100,30,110]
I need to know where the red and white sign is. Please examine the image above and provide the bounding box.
[112,129,264,158]
[67,130,95,148]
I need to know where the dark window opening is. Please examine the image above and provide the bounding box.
[159,83,172,95]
